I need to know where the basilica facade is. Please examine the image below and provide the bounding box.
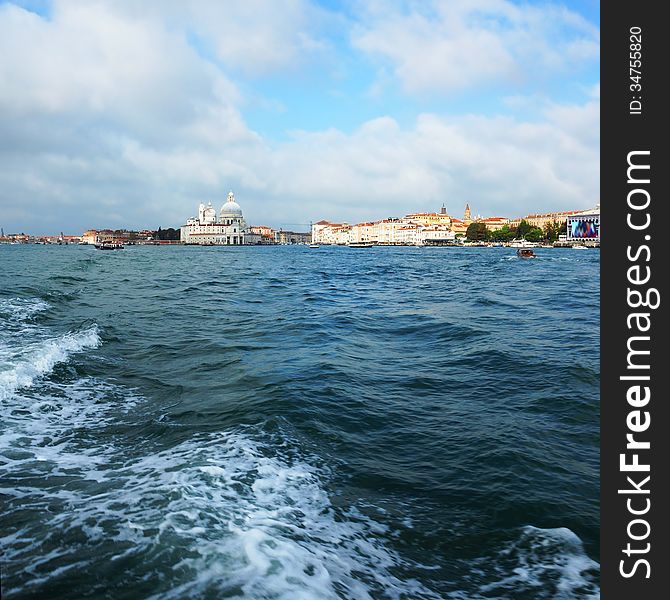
[180,192,249,245]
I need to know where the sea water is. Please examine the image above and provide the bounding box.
[0,244,600,598]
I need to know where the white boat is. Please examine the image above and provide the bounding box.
[572,244,588,250]
[509,239,538,248]
[94,242,124,250]
[308,244,320,248]
[348,242,374,248]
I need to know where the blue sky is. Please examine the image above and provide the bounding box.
[0,0,599,234]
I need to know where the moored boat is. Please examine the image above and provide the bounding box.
[509,239,538,248]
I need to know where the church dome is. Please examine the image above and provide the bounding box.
[220,191,243,218]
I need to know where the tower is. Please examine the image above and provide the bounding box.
[464,203,472,222]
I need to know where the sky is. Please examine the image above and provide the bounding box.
[0,0,599,234]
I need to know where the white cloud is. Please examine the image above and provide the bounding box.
[0,1,599,234]
[351,0,599,95]
[106,0,338,77]
[261,102,599,224]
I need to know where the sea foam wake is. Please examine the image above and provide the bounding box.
[0,297,101,400]
[1,295,599,598]
[0,298,436,598]
[469,526,600,599]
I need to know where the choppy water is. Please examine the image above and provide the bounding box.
[0,244,600,599]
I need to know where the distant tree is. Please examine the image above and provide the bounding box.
[490,225,516,242]
[516,219,533,239]
[466,222,490,241]
[525,227,544,242]
[543,220,563,242]
[153,227,180,241]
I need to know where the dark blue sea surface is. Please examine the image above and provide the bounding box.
[0,244,600,598]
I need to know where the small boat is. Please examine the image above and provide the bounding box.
[348,242,374,248]
[94,242,124,250]
[509,239,538,248]
[572,244,588,250]
[517,248,535,258]
[308,244,320,248]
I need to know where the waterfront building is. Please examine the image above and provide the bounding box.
[449,218,468,236]
[276,230,312,244]
[312,209,459,246]
[395,224,456,246]
[95,230,119,244]
[567,205,600,242]
[312,202,594,246]
[395,224,420,245]
[248,225,277,244]
[180,192,248,245]
[245,232,262,245]
[311,220,339,244]
[479,217,510,232]
[404,204,452,228]
[349,222,376,244]
[419,225,456,245]
[330,225,352,245]
[372,219,403,244]
[81,230,99,244]
[509,209,585,230]
[0,232,30,243]
[312,221,351,245]
[250,225,274,237]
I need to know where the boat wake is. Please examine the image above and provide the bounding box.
[1,296,598,599]
[0,301,100,400]
[447,526,600,599]
[1,299,438,598]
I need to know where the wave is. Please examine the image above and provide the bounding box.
[0,297,50,322]
[1,415,440,599]
[137,431,439,599]
[0,325,100,400]
[465,525,600,599]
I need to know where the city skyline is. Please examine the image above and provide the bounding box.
[0,0,599,235]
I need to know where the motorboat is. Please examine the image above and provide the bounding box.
[516,248,536,258]
[94,242,124,250]
[348,242,374,248]
[308,244,320,248]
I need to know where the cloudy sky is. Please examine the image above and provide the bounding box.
[0,0,599,234]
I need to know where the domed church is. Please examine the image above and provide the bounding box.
[180,192,249,245]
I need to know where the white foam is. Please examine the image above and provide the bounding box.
[0,325,100,400]
[130,432,439,599]
[1,420,440,599]
[0,297,50,322]
[477,525,600,599]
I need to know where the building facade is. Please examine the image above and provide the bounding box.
[312,208,458,246]
[180,192,249,245]
[276,230,311,244]
[567,206,600,242]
